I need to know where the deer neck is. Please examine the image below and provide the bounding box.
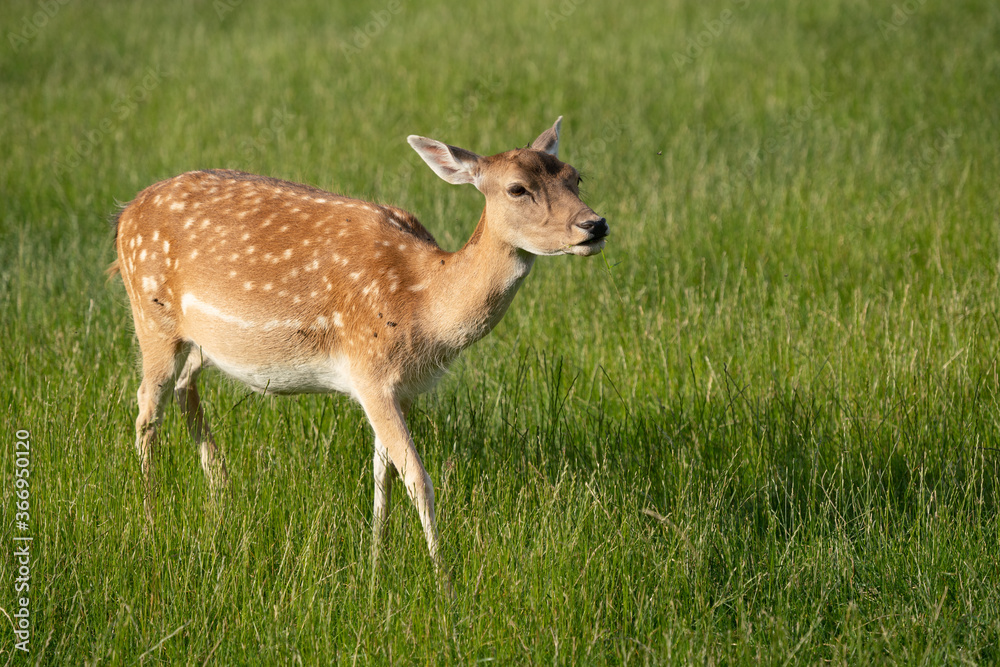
[420,207,535,353]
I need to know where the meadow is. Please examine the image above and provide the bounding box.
[2,0,999,663]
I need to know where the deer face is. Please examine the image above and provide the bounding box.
[408,116,608,258]
[479,148,608,257]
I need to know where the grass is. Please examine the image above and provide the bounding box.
[2,0,999,663]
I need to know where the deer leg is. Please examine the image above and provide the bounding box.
[134,338,185,523]
[359,391,448,588]
[174,345,228,493]
[372,435,395,569]
[371,400,410,571]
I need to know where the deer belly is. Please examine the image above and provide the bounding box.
[179,292,355,395]
[205,350,355,395]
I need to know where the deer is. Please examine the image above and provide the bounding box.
[111,116,608,584]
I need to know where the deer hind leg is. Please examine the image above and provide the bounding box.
[174,345,228,493]
[134,335,186,522]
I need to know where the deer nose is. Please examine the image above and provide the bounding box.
[576,217,608,239]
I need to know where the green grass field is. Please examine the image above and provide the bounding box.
[2,0,999,663]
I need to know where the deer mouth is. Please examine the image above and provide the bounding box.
[569,233,607,256]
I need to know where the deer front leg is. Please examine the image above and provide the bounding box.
[358,390,446,582]
[371,400,411,569]
[372,435,395,570]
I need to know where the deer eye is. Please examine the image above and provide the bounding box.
[507,184,528,197]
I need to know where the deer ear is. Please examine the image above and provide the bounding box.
[530,116,562,157]
[408,136,482,187]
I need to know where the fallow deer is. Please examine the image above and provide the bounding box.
[112,117,608,580]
